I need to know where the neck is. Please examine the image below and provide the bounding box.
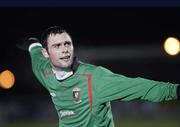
[52,66,72,72]
[52,68,73,80]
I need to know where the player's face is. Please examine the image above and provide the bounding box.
[45,32,74,70]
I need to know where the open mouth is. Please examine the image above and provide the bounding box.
[60,56,71,61]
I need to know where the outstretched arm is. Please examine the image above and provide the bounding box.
[94,66,180,104]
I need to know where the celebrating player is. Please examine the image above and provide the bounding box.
[17,26,180,127]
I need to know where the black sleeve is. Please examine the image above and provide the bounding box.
[16,37,40,51]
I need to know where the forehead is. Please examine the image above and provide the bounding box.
[47,32,72,44]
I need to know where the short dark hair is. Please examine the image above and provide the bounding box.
[41,26,68,49]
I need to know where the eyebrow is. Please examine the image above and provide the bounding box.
[51,42,62,47]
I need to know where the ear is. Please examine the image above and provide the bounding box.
[41,48,49,58]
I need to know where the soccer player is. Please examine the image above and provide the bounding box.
[17,26,180,127]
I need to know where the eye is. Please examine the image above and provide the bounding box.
[64,41,71,46]
[54,43,61,48]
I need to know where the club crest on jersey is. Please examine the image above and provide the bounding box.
[72,87,81,104]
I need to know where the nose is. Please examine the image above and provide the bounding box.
[62,45,68,53]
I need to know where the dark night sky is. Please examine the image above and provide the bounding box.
[0,7,180,95]
[1,7,180,46]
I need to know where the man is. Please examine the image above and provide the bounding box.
[17,26,180,127]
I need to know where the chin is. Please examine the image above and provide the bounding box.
[61,63,73,69]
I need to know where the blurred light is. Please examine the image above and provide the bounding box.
[164,37,180,56]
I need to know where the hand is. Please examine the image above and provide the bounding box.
[16,37,40,51]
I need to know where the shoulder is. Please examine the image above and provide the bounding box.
[78,62,111,74]
[79,61,98,69]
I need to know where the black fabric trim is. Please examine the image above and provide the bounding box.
[177,85,180,99]
[71,56,80,73]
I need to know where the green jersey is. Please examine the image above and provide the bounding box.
[29,44,178,127]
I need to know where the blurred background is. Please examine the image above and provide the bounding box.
[0,7,180,127]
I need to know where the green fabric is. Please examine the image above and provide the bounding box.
[29,45,178,127]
